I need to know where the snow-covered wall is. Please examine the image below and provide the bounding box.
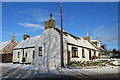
[34,28,67,69]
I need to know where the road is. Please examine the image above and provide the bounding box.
[1,66,119,80]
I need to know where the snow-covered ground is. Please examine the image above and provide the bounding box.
[0,62,119,74]
[1,62,119,78]
[0,62,55,71]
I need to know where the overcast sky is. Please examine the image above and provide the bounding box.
[2,2,118,50]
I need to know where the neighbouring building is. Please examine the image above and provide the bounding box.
[0,34,18,63]
[13,14,99,69]
[90,40,101,56]
[101,44,107,51]
[91,40,108,56]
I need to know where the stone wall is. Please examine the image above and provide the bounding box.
[0,41,18,63]
[0,54,13,63]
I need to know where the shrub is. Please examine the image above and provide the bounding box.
[22,57,25,63]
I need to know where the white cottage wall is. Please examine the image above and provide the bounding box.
[68,44,98,62]
[96,51,99,57]
[13,49,23,63]
[91,50,94,57]
[13,48,35,63]
[24,48,35,63]
[34,28,68,69]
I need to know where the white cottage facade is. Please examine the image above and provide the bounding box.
[13,14,99,68]
[13,35,40,64]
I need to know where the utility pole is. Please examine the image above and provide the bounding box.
[83,25,84,38]
[60,2,64,67]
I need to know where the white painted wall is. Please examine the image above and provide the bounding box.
[34,28,68,69]
[13,48,35,63]
[68,45,99,62]
[24,48,35,63]
[13,49,23,63]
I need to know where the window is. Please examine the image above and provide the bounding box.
[55,37,57,41]
[33,50,35,59]
[25,53,27,57]
[39,47,42,56]
[94,51,96,56]
[72,47,78,57]
[82,49,85,58]
[18,52,20,58]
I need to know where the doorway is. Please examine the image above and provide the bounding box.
[89,50,91,60]
[68,51,70,66]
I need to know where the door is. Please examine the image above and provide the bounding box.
[68,51,70,66]
[89,50,91,60]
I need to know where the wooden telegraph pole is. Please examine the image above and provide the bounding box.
[83,25,84,38]
[60,2,64,67]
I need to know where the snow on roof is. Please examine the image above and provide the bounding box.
[64,34,97,50]
[90,40,100,42]
[0,41,11,51]
[14,28,97,50]
[56,28,97,50]
[14,35,41,49]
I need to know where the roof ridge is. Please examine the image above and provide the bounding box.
[56,28,81,40]
[0,41,13,51]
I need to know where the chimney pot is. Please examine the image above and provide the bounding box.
[87,32,88,36]
[50,14,52,19]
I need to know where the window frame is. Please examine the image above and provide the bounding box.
[18,52,20,58]
[33,50,35,59]
[72,47,79,58]
[25,53,27,57]
[82,49,85,58]
[39,47,42,56]
[94,51,96,56]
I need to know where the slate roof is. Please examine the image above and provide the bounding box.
[0,40,17,51]
[14,35,41,49]
[0,41,11,51]
[14,28,97,50]
[56,28,97,50]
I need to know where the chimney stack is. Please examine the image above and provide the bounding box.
[11,33,15,42]
[23,35,30,40]
[44,14,56,30]
[83,32,90,42]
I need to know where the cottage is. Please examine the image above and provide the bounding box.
[13,35,40,64]
[13,14,99,69]
[0,34,18,63]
